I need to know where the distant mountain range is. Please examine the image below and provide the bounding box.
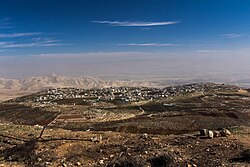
[1,74,250,101]
[0,74,160,91]
[0,74,158,91]
[0,74,157,101]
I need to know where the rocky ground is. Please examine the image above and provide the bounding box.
[0,83,250,166]
[0,123,250,167]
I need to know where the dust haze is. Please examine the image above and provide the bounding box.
[1,51,250,87]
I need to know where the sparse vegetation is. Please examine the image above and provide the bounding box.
[0,83,250,166]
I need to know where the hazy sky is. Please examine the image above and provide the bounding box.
[0,0,250,80]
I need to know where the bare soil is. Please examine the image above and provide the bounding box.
[0,124,250,167]
[0,86,250,166]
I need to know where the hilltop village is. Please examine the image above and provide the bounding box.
[1,82,250,167]
[11,83,239,105]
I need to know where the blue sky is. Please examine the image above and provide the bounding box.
[0,0,250,80]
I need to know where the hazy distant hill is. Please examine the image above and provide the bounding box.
[0,74,158,91]
[0,74,157,101]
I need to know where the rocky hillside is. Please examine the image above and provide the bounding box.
[0,74,157,91]
[0,74,156,101]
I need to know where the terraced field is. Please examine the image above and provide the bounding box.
[0,104,58,126]
[42,90,250,135]
[1,86,250,135]
[0,84,250,166]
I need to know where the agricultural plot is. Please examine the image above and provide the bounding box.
[0,84,250,166]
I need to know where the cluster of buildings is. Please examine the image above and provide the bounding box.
[12,83,239,104]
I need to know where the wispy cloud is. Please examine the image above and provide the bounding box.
[222,33,245,39]
[141,27,151,30]
[32,37,61,43]
[92,20,179,27]
[0,32,41,38]
[196,50,231,53]
[0,39,71,48]
[1,43,69,48]
[118,43,175,47]
[0,42,10,46]
[0,17,12,29]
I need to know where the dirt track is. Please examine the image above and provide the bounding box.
[0,85,250,166]
[0,124,250,167]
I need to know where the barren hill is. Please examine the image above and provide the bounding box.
[0,83,250,166]
[0,74,156,101]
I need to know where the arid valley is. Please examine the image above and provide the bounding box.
[0,77,250,166]
[1,0,250,166]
